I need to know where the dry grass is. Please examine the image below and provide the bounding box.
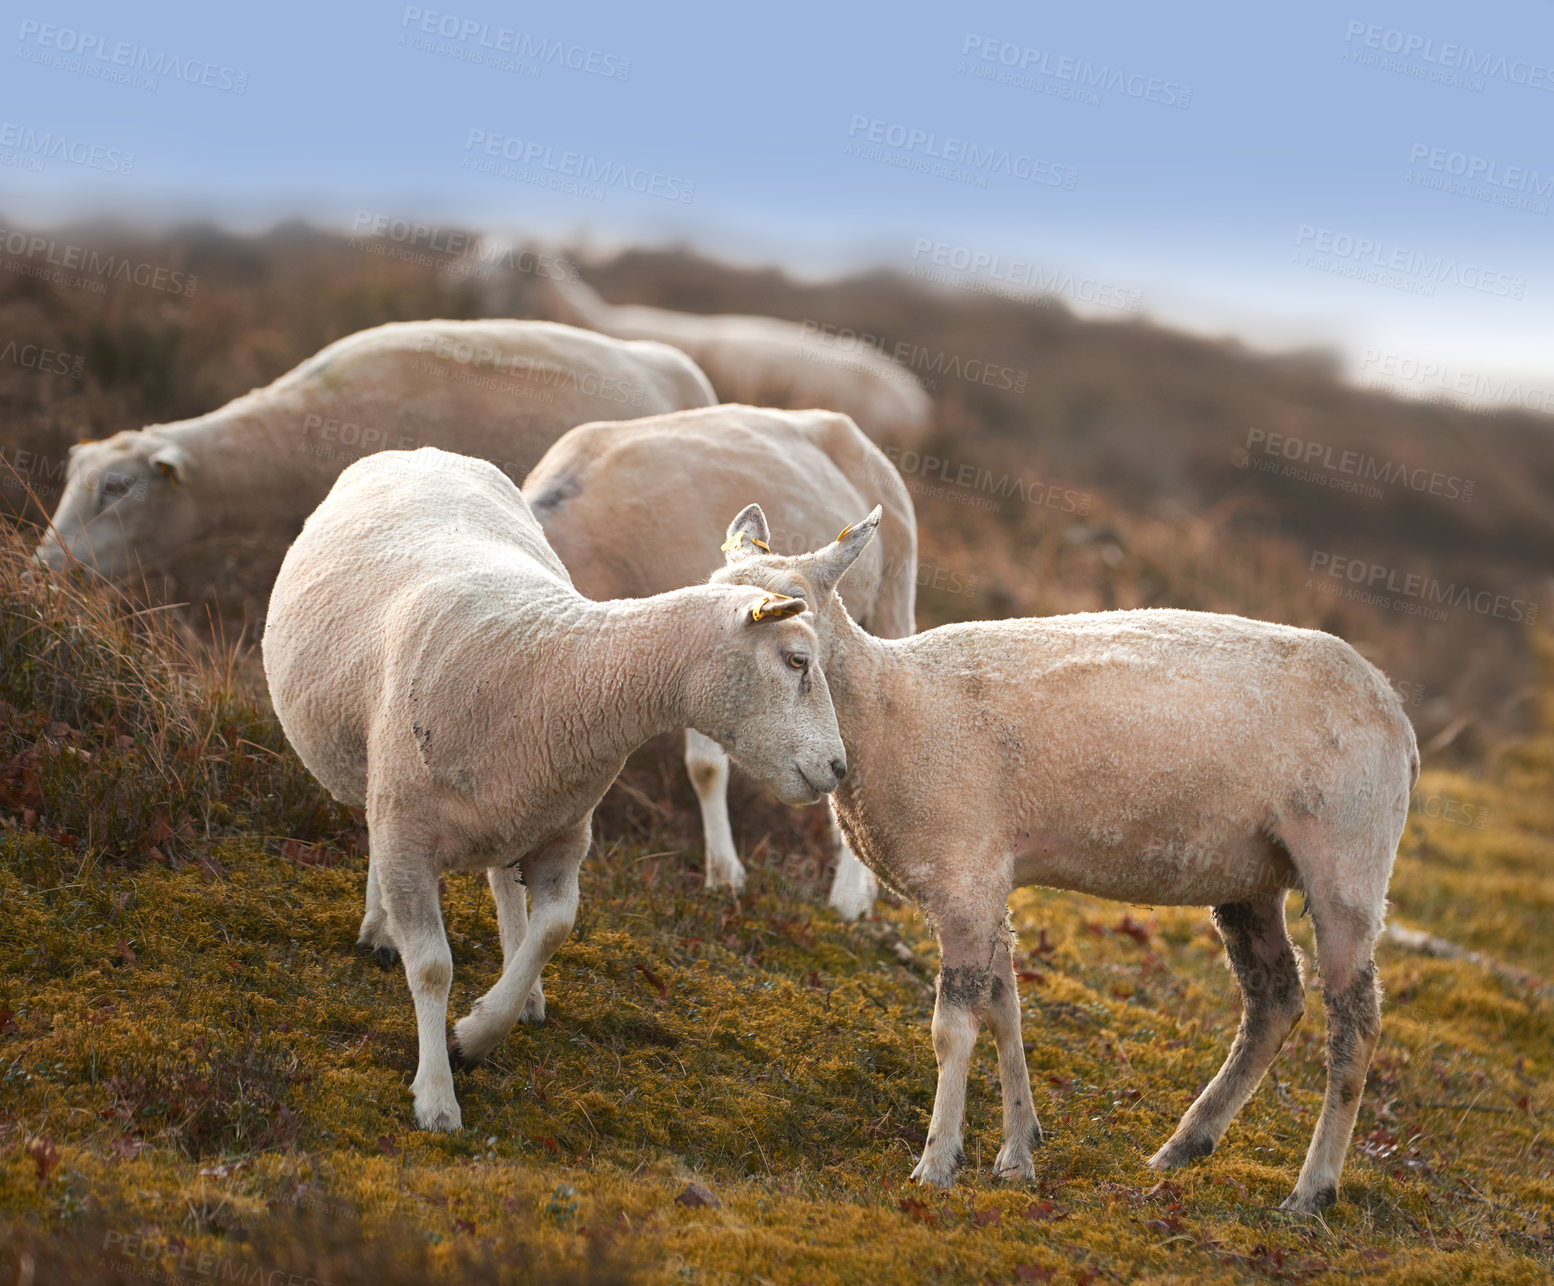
[1,529,1550,1284]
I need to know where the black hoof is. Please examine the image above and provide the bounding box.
[369,944,399,970]
[447,1034,479,1072]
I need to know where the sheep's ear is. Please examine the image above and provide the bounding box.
[721,503,772,562]
[149,444,186,486]
[807,506,882,595]
[745,594,807,625]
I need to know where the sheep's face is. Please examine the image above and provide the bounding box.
[36,434,201,580]
[698,592,847,807]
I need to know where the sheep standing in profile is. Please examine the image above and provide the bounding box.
[262,449,851,1132]
[532,272,934,448]
[714,506,1418,1214]
[37,320,713,585]
[524,404,917,917]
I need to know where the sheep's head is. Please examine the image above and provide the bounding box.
[713,501,882,618]
[691,582,848,806]
[35,431,202,580]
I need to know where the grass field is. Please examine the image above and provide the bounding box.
[1,522,1550,1285]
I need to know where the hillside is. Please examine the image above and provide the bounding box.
[1,221,1551,1282]
[1,487,1551,1283]
[2,221,1550,758]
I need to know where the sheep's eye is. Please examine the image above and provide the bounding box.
[101,473,134,499]
[786,653,808,671]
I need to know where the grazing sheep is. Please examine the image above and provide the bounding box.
[263,448,849,1132]
[532,272,934,447]
[523,404,917,917]
[37,320,714,583]
[713,506,1419,1214]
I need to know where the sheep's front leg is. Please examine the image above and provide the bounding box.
[486,863,545,1022]
[451,819,590,1067]
[986,932,1041,1180]
[685,729,744,891]
[374,840,461,1132]
[911,900,1006,1188]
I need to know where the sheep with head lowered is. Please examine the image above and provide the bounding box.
[37,319,714,586]
[523,404,917,918]
[713,505,1418,1215]
[262,448,850,1132]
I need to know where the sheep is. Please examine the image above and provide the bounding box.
[261,447,849,1132]
[529,271,934,448]
[36,319,714,583]
[522,404,917,918]
[712,505,1420,1214]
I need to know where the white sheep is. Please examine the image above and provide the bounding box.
[36,319,714,582]
[713,506,1419,1214]
[523,404,917,917]
[262,448,850,1132]
[531,272,934,447]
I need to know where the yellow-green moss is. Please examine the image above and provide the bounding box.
[2,536,1551,1282]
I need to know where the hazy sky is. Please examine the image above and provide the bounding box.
[4,0,1552,409]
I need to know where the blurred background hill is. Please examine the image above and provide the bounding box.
[3,219,1549,761]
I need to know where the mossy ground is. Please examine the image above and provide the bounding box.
[1,540,1551,1283]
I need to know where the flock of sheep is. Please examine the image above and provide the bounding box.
[33,275,1419,1215]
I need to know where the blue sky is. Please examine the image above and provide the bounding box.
[3,0,1552,408]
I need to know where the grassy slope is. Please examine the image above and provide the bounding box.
[1,538,1551,1284]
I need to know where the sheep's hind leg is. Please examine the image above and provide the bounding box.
[826,806,878,921]
[685,729,745,892]
[487,862,545,1023]
[987,924,1042,1181]
[1281,893,1382,1214]
[911,893,1008,1188]
[373,833,461,1132]
[356,857,399,969]
[1150,894,1305,1171]
[451,818,590,1068]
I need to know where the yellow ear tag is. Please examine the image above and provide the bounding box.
[835,524,853,542]
[751,594,803,622]
[720,531,770,553]
[156,461,180,486]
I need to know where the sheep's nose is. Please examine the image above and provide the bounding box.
[830,757,848,784]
